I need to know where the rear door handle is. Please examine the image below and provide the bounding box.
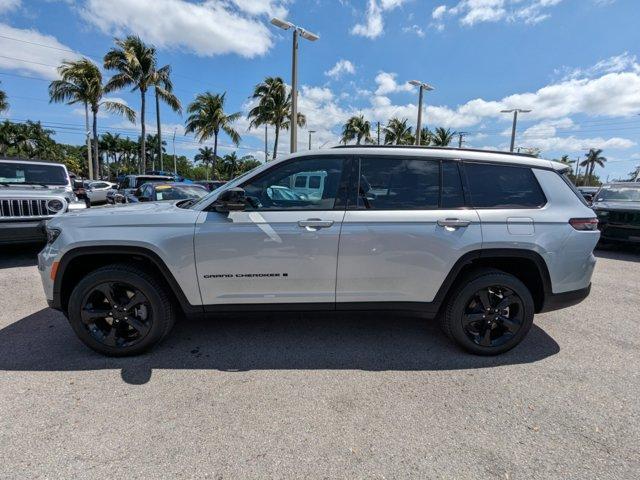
[437,218,471,228]
[298,219,334,229]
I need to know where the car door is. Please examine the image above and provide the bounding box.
[91,182,109,202]
[194,155,348,307]
[336,155,482,307]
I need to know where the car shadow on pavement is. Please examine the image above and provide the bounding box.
[0,244,41,269]
[0,307,560,385]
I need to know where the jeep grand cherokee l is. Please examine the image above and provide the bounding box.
[38,147,599,356]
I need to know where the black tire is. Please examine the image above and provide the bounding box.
[67,264,175,356]
[440,269,534,355]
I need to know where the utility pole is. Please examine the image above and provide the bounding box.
[270,18,319,155]
[501,108,531,152]
[84,105,94,180]
[172,129,177,175]
[409,80,434,145]
[377,121,381,145]
[457,132,467,148]
[308,130,315,150]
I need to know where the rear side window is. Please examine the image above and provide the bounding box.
[358,157,439,209]
[464,163,546,208]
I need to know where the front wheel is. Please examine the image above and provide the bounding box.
[67,264,175,356]
[441,270,535,355]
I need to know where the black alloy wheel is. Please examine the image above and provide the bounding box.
[80,281,152,348]
[461,286,524,348]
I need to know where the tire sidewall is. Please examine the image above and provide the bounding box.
[448,273,535,355]
[67,267,167,356]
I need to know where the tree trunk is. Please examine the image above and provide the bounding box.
[155,89,163,172]
[273,124,280,160]
[92,107,99,179]
[140,89,146,173]
[85,102,94,180]
[213,133,218,181]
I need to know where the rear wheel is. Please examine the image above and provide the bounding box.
[67,264,174,356]
[441,270,534,355]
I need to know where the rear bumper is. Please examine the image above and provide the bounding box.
[0,220,46,245]
[539,284,591,313]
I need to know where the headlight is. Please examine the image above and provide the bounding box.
[47,199,65,213]
[46,227,61,244]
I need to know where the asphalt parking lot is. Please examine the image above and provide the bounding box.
[0,245,638,479]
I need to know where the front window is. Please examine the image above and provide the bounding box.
[0,162,68,186]
[241,157,344,210]
[595,186,640,202]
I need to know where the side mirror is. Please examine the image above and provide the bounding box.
[213,187,246,212]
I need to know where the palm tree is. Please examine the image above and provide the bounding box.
[383,118,413,145]
[194,146,216,180]
[247,76,306,159]
[580,148,607,186]
[49,58,135,179]
[99,132,121,180]
[185,92,241,176]
[431,127,455,146]
[152,64,181,170]
[104,35,157,172]
[418,127,432,146]
[219,151,239,180]
[341,115,373,145]
[0,82,8,113]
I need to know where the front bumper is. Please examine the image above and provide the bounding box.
[0,219,47,245]
[598,224,640,243]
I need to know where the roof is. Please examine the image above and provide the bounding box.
[286,146,566,171]
[0,157,68,167]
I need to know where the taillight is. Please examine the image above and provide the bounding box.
[569,217,599,231]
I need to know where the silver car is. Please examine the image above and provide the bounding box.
[38,147,599,356]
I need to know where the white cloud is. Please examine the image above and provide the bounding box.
[0,0,20,13]
[402,24,425,37]
[374,71,413,95]
[81,0,285,58]
[351,0,407,39]
[0,23,82,79]
[325,59,355,79]
[556,52,640,81]
[437,0,564,27]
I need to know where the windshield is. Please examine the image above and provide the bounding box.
[155,185,207,200]
[0,161,68,186]
[135,177,172,188]
[595,186,640,202]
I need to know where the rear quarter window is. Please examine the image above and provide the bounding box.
[464,163,546,208]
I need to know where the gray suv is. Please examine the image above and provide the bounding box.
[38,147,599,356]
[1,158,86,244]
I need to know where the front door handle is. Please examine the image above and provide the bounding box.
[298,218,334,229]
[437,218,471,228]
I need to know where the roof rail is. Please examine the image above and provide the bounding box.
[330,145,538,158]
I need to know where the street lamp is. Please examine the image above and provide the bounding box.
[501,108,531,152]
[308,130,316,150]
[271,17,319,154]
[409,80,434,146]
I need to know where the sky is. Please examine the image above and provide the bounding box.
[0,0,639,179]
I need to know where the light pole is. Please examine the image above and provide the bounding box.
[172,128,177,175]
[409,80,434,146]
[501,108,531,152]
[271,17,319,154]
[308,130,316,150]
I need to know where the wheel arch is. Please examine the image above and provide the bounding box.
[433,248,552,314]
[53,246,201,318]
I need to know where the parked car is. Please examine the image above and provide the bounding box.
[69,173,91,208]
[591,182,640,244]
[84,180,116,205]
[108,174,174,204]
[577,186,599,203]
[195,180,227,192]
[126,182,208,203]
[1,158,86,245]
[39,146,599,357]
